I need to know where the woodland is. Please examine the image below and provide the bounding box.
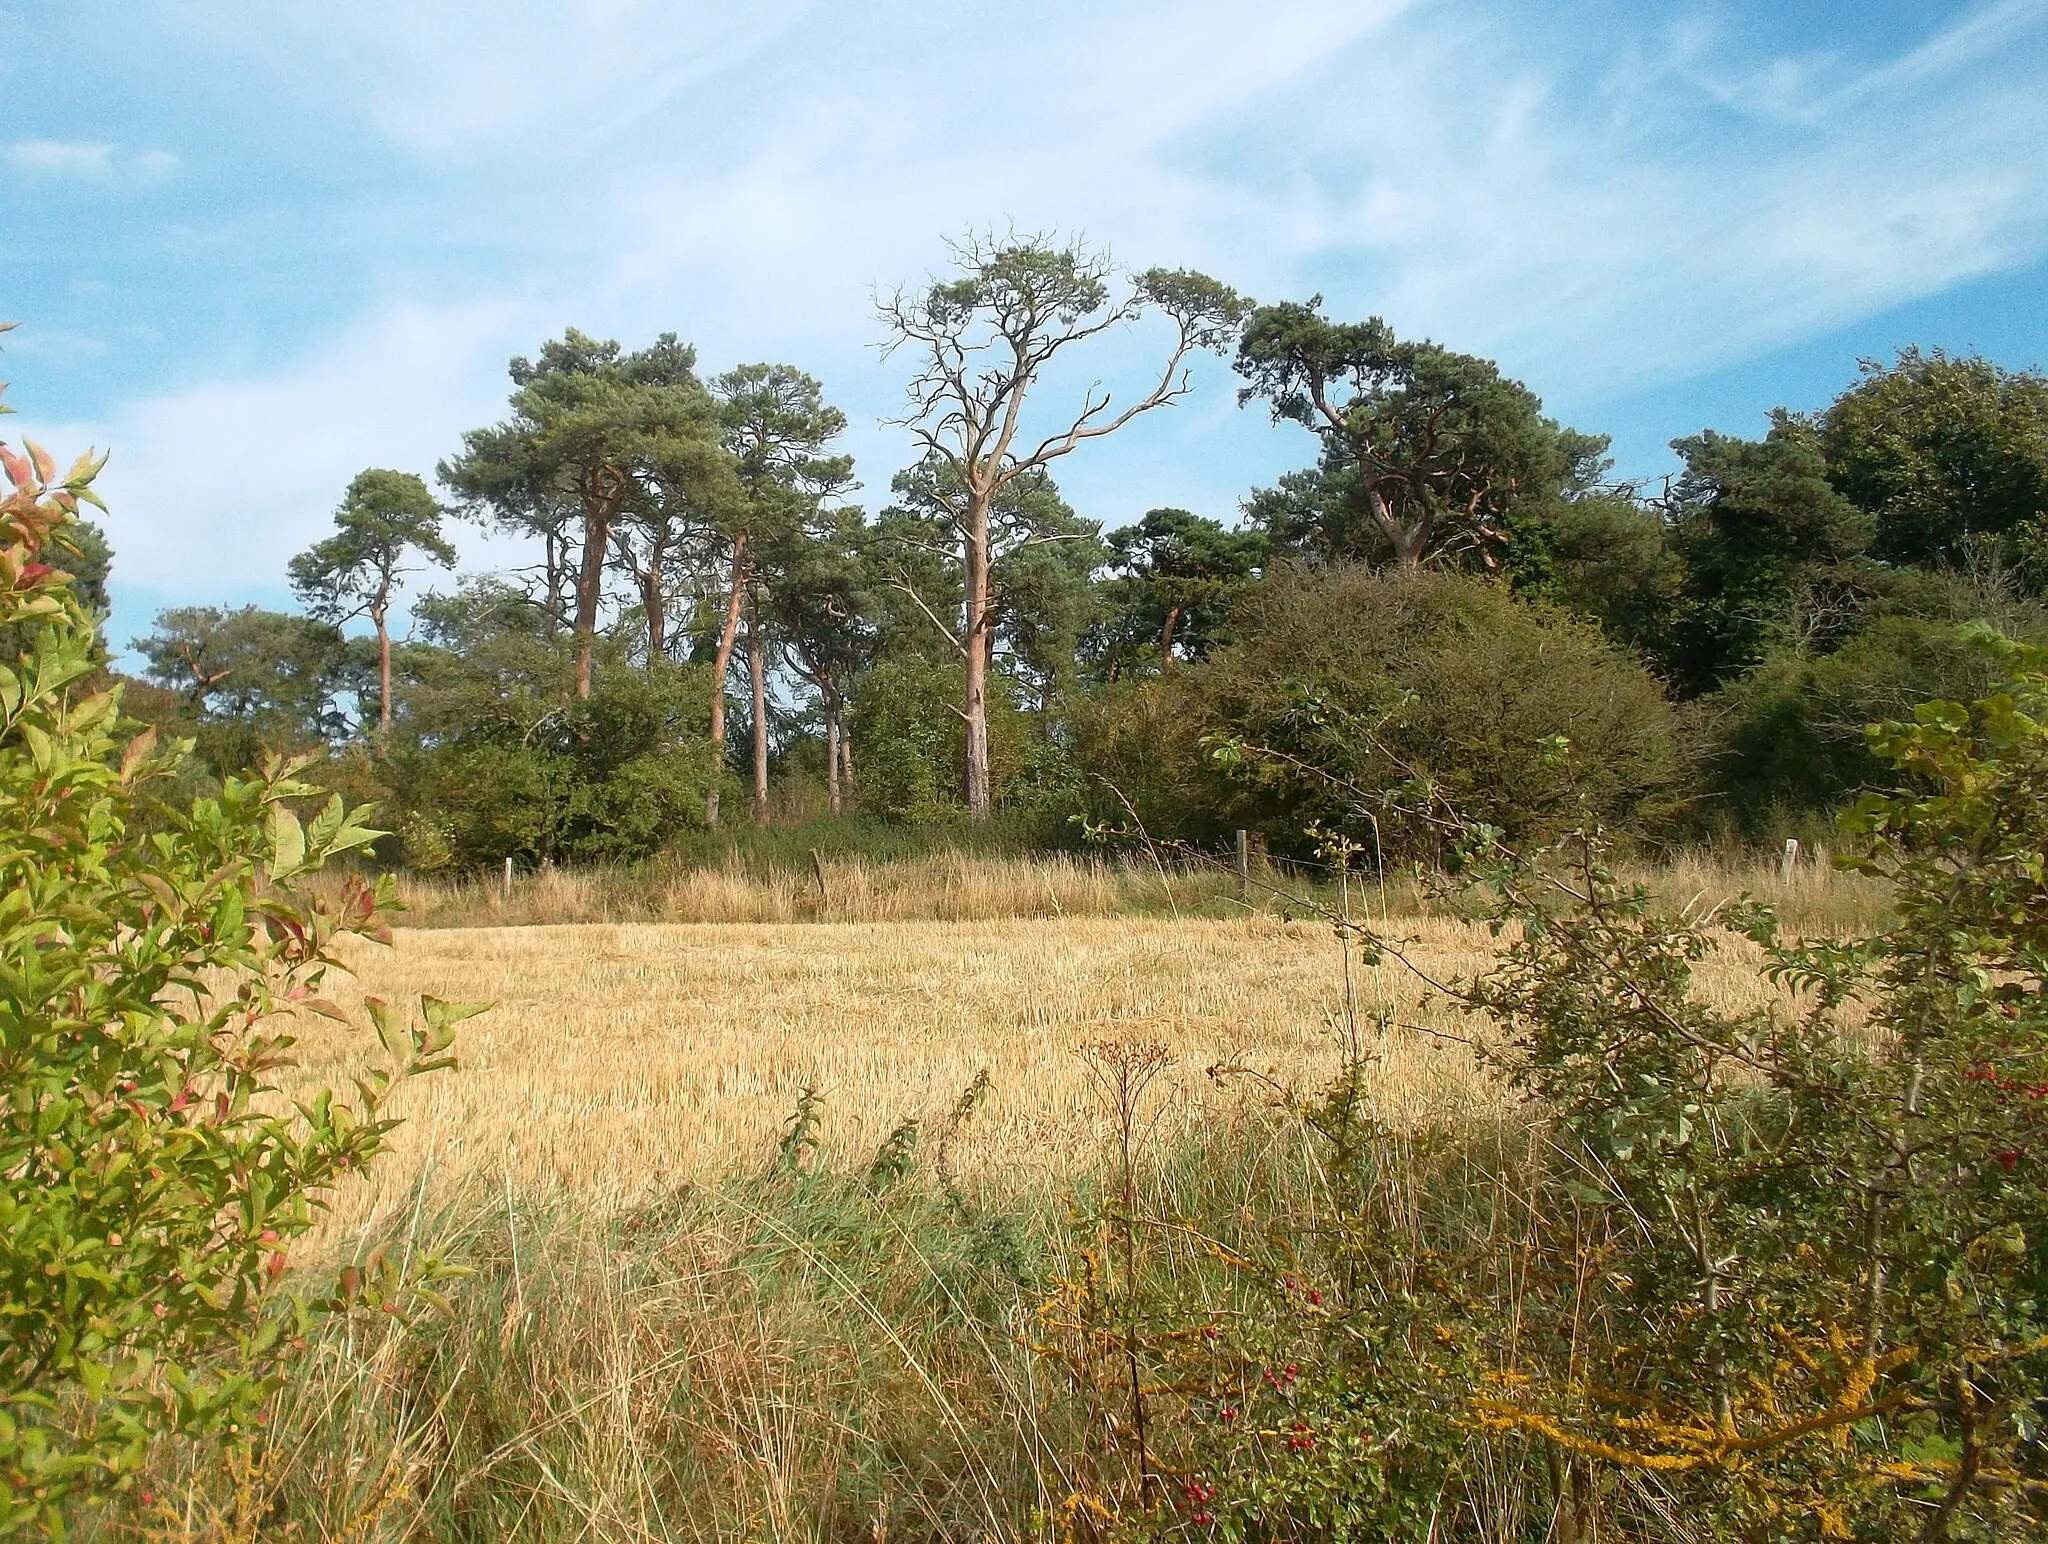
[6,238,2048,1541]
[85,236,2048,870]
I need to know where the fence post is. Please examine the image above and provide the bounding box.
[809,847,830,905]
[1236,830,1250,899]
[502,855,513,902]
[1779,838,1800,885]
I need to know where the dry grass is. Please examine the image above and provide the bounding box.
[294,910,1804,1247]
[133,867,1889,1541]
[384,852,1228,928]
[1632,845,1892,937]
[369,846,1894,938]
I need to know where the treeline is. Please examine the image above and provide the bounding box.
[106,237,2048,868]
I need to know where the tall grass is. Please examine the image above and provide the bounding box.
[120,1164,1067,1543]
[370,846,1893,936]
[89,854,1901,1540]
[392,851,1239,929]
[103,1091,1554,1543]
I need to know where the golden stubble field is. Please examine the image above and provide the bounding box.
[291,912,1800,1244]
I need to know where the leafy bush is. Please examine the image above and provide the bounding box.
[1064,629,2048,1540]
[1079,566,1689,859]
[1700,615,2017,835]
[849,653,1080,829]
[384,635,717,867]
[0,414,478,1530]
[847,655,969,823]
[1461,631,2048,1537]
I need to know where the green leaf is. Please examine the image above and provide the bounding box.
[305,793,347,859]
[268,805,306,878]
[365,997,407,1065]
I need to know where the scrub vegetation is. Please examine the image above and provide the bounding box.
[6,251,2048,1539]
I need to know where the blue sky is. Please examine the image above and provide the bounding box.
[2,0,2045,651]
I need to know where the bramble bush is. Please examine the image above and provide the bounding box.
[1052,626,2048,1540]
[1439,629,2048,1539]
[0,387,481,1534]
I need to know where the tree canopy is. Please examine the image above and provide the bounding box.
[1236,299,1589,571]
[441,330,734,699]
[289,467,455,732]
[85,288,2048,860]
[878,233,1246,818]
[1822,346,2048,568]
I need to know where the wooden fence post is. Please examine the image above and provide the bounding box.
[1779,838,1800,885]
[1236,830,1250,899]
[502,855,513,902]
[809,848,830,905]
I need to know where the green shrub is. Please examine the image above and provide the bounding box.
[848,653,1079,829]
[1079,629,2048,1539]
[1461,631,2048,1536]
[382,649,718,867]
[847,655,967,822]
[1079,566,1689,860]
[0,415,479,1531]
[1704,615,2033,835]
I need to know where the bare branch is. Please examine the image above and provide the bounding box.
[1018,328,1199,470]
[886,570,968,658]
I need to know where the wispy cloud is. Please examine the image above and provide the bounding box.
[529,0,2048,405]
[181,0,812,158]
[4,139,180,183]
[1,327,110,363]
[17,303,537,614]
[6,139,115,178]
[1196,0,2048,386]
[127,149,181,182]
[8,0,2046,640]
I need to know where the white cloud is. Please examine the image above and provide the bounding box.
[17,303,538,626]
[552,0,2048,403]
[128,149,182,182]
[6,139,115,178]
[17,0,2048,632]
[173,0,811,158]
[3,139,181,183]
[2,326,110,363]
[1174,0,2048,389]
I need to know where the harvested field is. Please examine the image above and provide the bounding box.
[297,912,1800,1242]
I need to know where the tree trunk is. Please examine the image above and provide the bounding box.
[572,491,616,700]
[962,487,993,820]
[611,527,669,663]
[642,541,666,661]
[1366,483,1427,573]
[705,533,748,828]
[1158,602,1183,669]
[373,601,392,734]
[544,529,567,638]
[839,722,854,793]
[748,591,769,828]
[825,700,842,816]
